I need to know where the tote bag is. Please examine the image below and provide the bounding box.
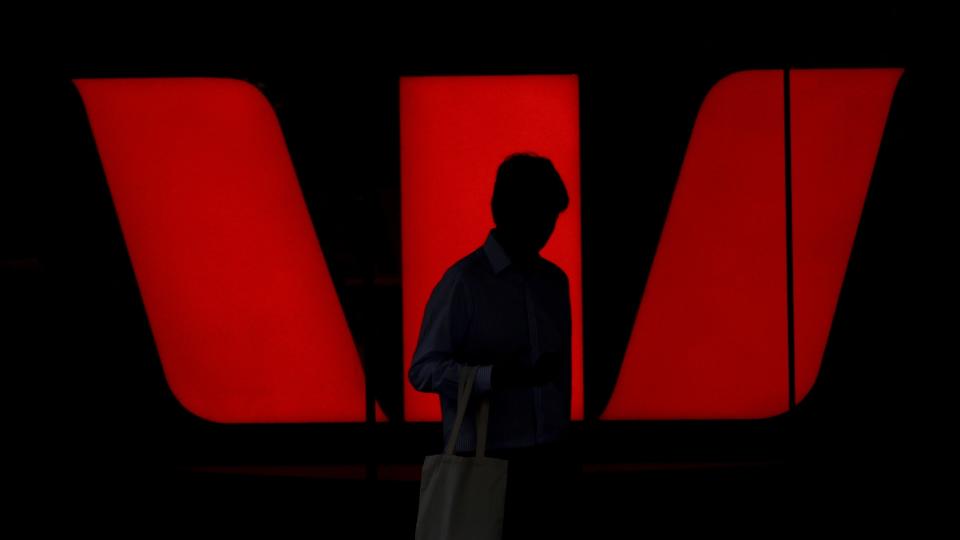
[415,364,509,540]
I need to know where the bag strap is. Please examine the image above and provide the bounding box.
[444,365,476,456]
[476,384,491,458]
[443,364,491,458]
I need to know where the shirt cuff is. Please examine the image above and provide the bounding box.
[474,364,493,395]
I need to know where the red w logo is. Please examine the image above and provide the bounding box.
[71,68,902,424]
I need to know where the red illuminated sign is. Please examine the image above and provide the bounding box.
[71,68,902,424]
[400,75,583,421]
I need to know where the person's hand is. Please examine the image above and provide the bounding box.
[456,349,486,367]
[490,345,537,390]
[531,350,565,385]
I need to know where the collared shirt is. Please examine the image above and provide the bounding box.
[408,228,572,453]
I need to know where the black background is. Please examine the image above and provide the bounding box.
[5,4,951,532]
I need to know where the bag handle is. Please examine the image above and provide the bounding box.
[444,364,492,458]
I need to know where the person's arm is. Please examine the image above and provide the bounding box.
[530,271,572,387]
[558,271,572,393]
[408,268,493,400]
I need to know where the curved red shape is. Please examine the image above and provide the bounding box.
[601,68,902,420]
[73,77,367,423]
[602,70,788,420]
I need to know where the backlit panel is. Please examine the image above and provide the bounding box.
[400,75,583,421]
[602,70,789,419]
[73,77,367,423]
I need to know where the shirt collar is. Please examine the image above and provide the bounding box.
[483,228,512,275]
[483,228,542,275]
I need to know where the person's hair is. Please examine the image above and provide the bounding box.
[491,153,569,226]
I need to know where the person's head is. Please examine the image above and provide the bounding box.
[491,152,569,260]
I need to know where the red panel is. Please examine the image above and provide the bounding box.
[790,68,904,406]
[602,70,789,419]
[401,75,583,422]
[72,77,366,423]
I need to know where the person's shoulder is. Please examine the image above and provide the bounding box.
[437,247,487,286]
[456,246,490,276]
[538,257,569,285]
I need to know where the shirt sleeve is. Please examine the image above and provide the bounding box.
[475,364,493,395]
[559,271,572,392]
[408,268,492,401]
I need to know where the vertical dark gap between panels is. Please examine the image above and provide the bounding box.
[784,68,796,411]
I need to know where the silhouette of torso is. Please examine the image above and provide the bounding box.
[409,227,572,453]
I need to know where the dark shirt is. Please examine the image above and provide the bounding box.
[408,228,572,453]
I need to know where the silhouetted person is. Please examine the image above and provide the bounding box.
[408,152,580,539]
